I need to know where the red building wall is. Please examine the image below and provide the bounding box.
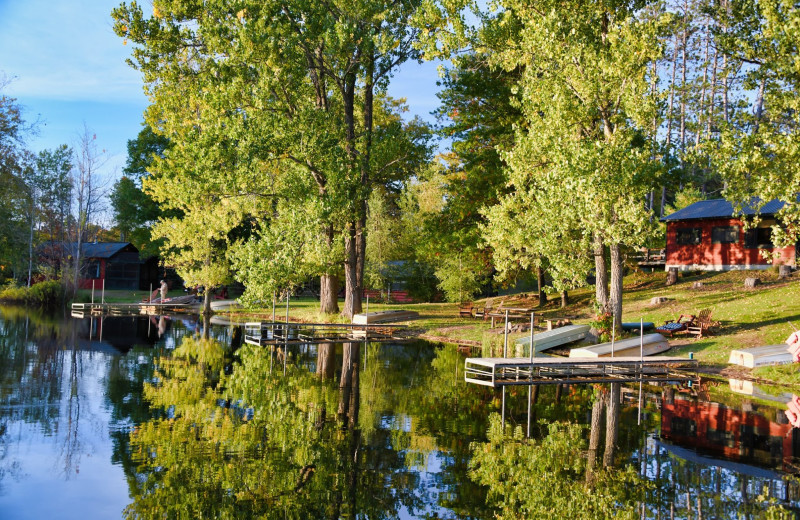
[78,259,106,290]
[665,218,795,271]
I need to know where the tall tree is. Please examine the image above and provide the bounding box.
[713,0,800,247]
[71,125,108,293]
[113,0,427,318]
[110,124,169,258]
[0,78,34,281]
[481,1,666,325]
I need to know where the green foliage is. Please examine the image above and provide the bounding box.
[27,280,64,307]
[0,281,27,302]
[0,280,64,307]
[669,185,706,213]
[110,124,169,258]
[470,414,651,520]
[713,0,800,247]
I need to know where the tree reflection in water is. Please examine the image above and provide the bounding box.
[471,385,799,519]
[122,337,491,518]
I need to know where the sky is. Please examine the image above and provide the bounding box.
[0,0,445,190]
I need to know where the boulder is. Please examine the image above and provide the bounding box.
[650,296,669,306]
[692,281,704,290]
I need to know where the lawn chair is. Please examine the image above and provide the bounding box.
[655,314,695,337]
[686,309,713,338]
[474,298,494,320]
[458,302,474,318]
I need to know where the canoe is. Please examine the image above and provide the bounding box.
[211,299,241,311]
[514,325,590,356]
[621,322,654,331]
[569,333,670,358]
[727,345,793,368]
[352,310,419,324]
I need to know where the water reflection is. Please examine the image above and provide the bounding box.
[1,307,799,518]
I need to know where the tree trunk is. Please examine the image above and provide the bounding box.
[342,222,362,319]
[203,288,212,329]
[604,383,621,468]
[560,290,569,308]
[609,243,624,330]
[317,342,336,380]
[320,274,339,314]
[587,392,606,482]
[537,266,547,307]
[593,233,609,314]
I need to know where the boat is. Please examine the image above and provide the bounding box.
[352,310,419,324]
[727,345,793,368]
[568,333,670,358]
[514,324,590,356]
[621,321,654,332]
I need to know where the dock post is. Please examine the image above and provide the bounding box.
[149,283,152,304]
[527,312,535,438]
[91,280,95,305]
[102,279,105,304]
[503,310,509,357]
[638,317,644,425]
[610,311,616,358]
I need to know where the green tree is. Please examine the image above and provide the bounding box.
[113,0,429,318]
[0,79,33,281]
[110,124,169,258]
[480,1,665,325]
[712,0,800,247]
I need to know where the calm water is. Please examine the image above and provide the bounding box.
[0,306,798,519]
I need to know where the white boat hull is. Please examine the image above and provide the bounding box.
[569,333,670,358]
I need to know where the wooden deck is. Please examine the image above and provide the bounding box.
[464,355,698,387]
[71,301,201,317]
[244,321,408,346]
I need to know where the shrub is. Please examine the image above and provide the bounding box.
[0,282,27,302]
[27,280,65,307]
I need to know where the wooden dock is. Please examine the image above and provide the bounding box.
[464,355,698,387]
[244,321,408,346]
[71,301,201,318]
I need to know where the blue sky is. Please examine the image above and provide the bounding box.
[0,0,444,180]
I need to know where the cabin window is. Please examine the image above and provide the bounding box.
[86,261,101,279]
[711,225,739,244]
[675,227,702,245]
[745,227,773,249]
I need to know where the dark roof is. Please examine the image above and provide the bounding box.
[81,242,137,259]
[660,198,787,222]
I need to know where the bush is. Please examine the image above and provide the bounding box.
[0,280,65,307]
[0,282,27,302]
[27,280,65,307]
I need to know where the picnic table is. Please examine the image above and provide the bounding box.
[488,308,536,328]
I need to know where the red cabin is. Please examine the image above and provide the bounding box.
[661,198,797,271]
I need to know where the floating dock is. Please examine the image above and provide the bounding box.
[464,355,698,387]
[244,321,408,346]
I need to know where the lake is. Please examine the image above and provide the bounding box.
[0,306,798,518]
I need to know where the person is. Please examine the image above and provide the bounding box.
[160,279,168,302]
[787,331,800,363]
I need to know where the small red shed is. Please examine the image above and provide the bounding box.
[661,199,797,271]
